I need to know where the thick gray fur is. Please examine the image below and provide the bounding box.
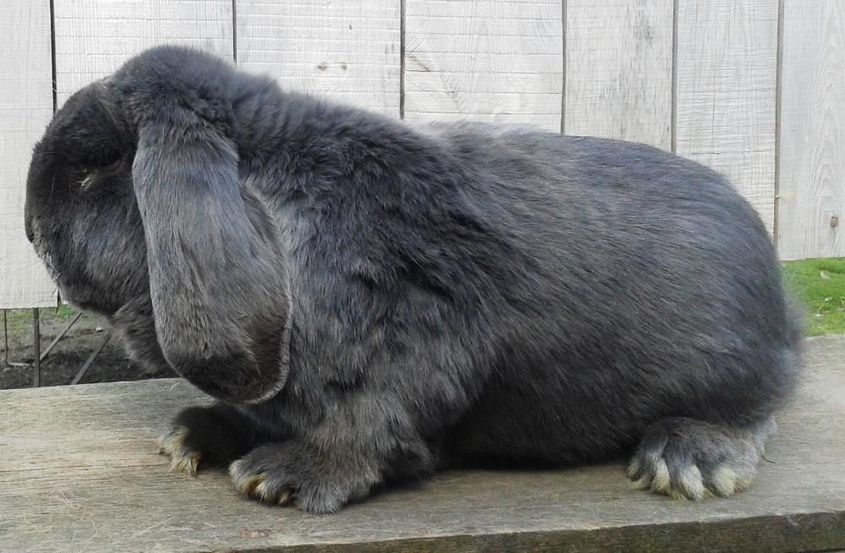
[25,46,802,513]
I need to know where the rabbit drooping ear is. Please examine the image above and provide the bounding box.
[127,51,290,404]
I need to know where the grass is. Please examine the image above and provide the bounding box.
[782,258,845,336]
[2,259,845,342]
[2,304,76,338]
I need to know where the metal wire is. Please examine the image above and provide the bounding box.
[71,330,112,385]
[39,311,83,363]
[4,309,113,387]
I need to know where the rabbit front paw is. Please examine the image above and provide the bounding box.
[229,441,379,514]
[158,403,261,476]
[159,423,203,476]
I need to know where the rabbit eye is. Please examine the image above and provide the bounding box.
[77,158,120,191]
[79,170,96,190]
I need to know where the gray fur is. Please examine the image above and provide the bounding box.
[25,46,801,513]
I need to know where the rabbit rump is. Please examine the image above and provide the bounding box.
[25,46,800,513]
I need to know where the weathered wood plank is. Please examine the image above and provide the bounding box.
[235,0,401,117]
[404,0,563,131]
[1,336,843,552]
[564,0,674,149]
[0,1,57,308]
[675,0,779,232]
[53,0,234,107]
[777,0,845,260]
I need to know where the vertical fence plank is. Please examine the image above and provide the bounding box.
[675,0,779,233]
[564,0,673,149]
[53,0,234,107]
[0,1,56,308]
[235,0,401,117]
[778,1,845,260]
[404,0,562,132]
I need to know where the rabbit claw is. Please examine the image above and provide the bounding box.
[158,425,202,476]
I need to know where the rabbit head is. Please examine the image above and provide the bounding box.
[24,46,291,404]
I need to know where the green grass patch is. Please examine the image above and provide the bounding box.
[783,258,845,336]
[2,304,76,337]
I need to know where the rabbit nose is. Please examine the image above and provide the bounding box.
[24,217,35,243]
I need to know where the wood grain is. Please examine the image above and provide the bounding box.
[564,0,674,149]
[404,0,563,131]
[777,0,845,260]
[1,336,843,552]
[0,1,57,308]
[675,0,779,233]
[53,0,234,107]
[235,0,401,117]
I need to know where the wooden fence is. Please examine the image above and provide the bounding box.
[1,0,843,308]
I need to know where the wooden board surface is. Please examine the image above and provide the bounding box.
[777,0,845,260]
[404,0,563,131]
[1,336,843,553]
[675,0,779,232]
[0,1,57,308]
[564,0,674,149]
[235,0,401,117]
[53,0,234,106]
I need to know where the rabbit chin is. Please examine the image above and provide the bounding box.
[57,288,106,316]
[55,277,125,318]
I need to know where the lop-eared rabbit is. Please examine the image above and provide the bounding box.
[25,46,800,513]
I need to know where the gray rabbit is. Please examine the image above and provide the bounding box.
[25,46,801,513]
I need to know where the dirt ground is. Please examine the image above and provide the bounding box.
[1,308,175,389]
